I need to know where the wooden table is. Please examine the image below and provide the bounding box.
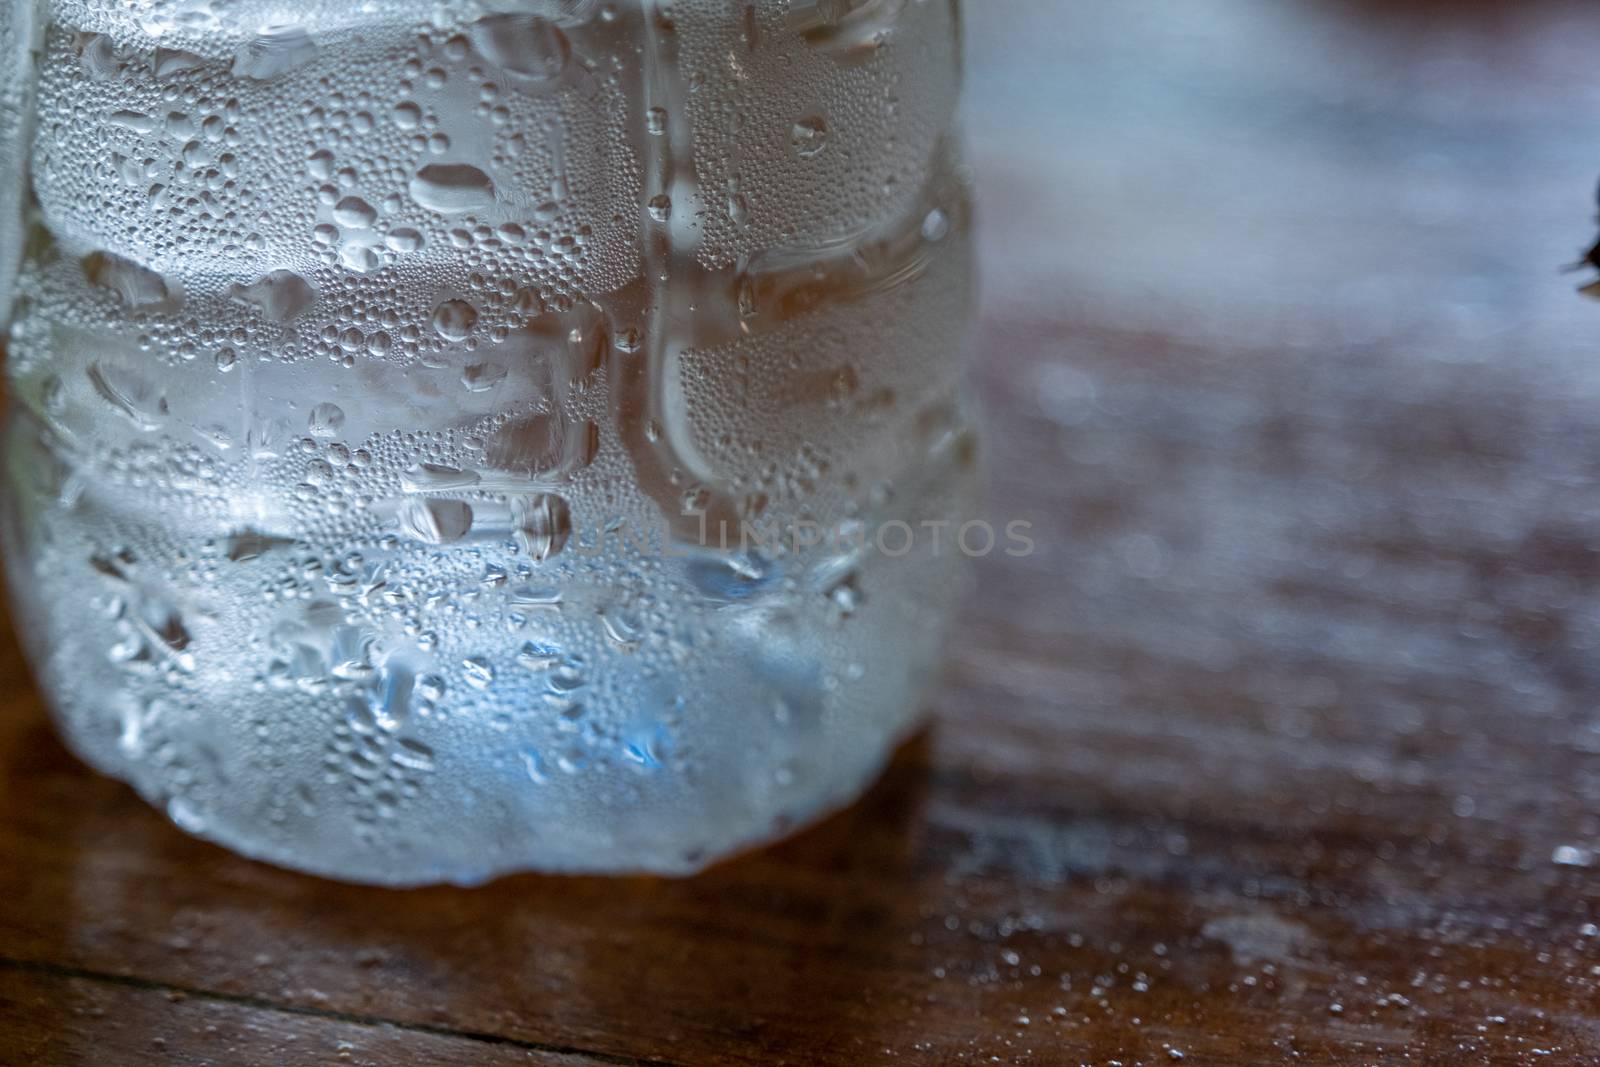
[6,1,1600,1063]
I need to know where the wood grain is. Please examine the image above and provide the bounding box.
[0,964,593,1065]
[7,0,1600,1063]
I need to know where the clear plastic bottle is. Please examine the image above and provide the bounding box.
[0,0,977,885]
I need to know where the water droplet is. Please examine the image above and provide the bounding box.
[168,797,207,834]
[462,656,495,689]
[469,14,571,85]
[307,403,346,438]
[392,738,435,771]
[118,697,164,758]
[228,270,317,323]
[333,196,377,228]
[510,585,563,611]
[546,654,586,693]
[400,463,481,493]
[790,116,829,158]
[233,25,319,80]
[152,47,204,79]
[82,251,177,310]
[827,573,861,618]
[483,411,597,478]
[461,362,508,392]
[688,553,780,601]
[397,498,474,544]
[511,494,571,561]
[385,227,423,253]
[647,194,672,222]
[622,727,665,768]
[599,604,643,648]
[339,241,380,272]
[77,33,119,80]
[799,0,907,63]
[646,107,667,135]
[392,102,422,129]
[108,110,158,134]
[410,164,497,214]
[88,362,167,429]
[517,641,562,671]
[431,299,479,341]
[307,149,334,180]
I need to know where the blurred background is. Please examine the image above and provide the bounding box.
[948,0,1600,839]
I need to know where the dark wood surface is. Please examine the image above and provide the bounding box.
[7,1,1600,1063]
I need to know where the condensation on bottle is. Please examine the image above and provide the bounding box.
[0,0,978,885]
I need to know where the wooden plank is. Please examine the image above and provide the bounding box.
[0,964,597,1066]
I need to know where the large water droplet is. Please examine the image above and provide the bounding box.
[510,585,563,611]
[688,553,781,602]
[108,110,157,134]
[88,362,167,430]
[385,227,423,253]
[410,164,496,214]
[82,251,177,310]
[795,0,909,65]
[153,47,204,79]
[469,14,570,85]
[483,414,597,478]
[339,241,380,273]
[233,26,319,80]
[461,362,507,392]
[510,494,571,561]
[517,641,562,671]
[397,498,474,544]
[307,149,334,180]
[308,403,346,437]
[228,270,317,323]
[547,654,586,693]
[77,33,119,80]
[400,463,481,493]
[333,196,377,228]
[432,299,478,341]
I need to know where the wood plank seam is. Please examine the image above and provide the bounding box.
[0,955,684,1067]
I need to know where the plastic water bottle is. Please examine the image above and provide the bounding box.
[0,0,977,885]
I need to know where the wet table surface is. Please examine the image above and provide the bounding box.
[7,1,1600,1064]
